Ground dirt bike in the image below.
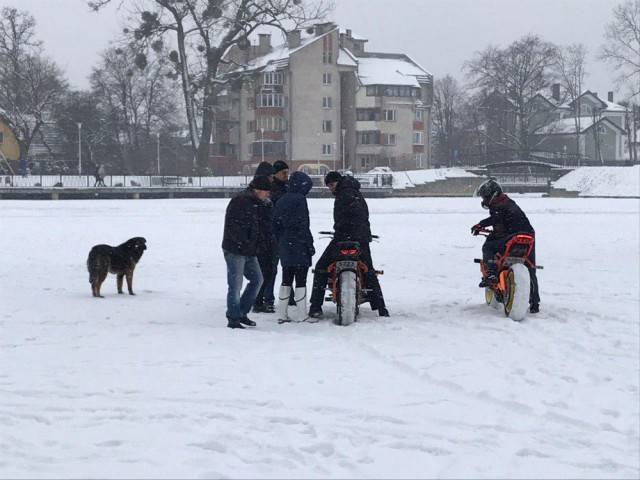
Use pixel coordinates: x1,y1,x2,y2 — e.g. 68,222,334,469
474,228,543,322
315,232,384,326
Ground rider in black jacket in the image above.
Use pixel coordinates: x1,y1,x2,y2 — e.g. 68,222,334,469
471,179,540,313
309,172,389,318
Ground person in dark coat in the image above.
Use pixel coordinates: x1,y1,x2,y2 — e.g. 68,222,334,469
271,160,289,206
252,162,278,313
309,171,389,318
222,176,272,329
272,171,315,322
471,178,540,313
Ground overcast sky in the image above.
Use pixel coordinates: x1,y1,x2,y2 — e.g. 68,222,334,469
0,0,626,100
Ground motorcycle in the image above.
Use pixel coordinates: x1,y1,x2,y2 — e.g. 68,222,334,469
315,232,384,326
474,228,543,322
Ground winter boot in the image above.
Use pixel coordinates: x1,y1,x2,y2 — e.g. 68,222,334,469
239,316,256,327
308,305,323,321
479,261,498,287
227,319,245,329
276,285,292,324
294,287,309,322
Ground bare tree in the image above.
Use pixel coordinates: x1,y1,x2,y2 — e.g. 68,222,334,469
432,75,465,166
465,35,558,160
90,44,180,173
0,7,67,160
89,0,331,171
555,43,588,162
600,0,640,101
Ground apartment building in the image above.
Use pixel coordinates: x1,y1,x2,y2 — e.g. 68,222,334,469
216,23,432,174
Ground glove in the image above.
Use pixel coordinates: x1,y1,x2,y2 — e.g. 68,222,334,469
471,224,482,236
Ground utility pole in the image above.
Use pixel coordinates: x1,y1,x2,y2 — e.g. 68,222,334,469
156,132,160,175
341,128,346,171
260,127,265,164
77,122,82,175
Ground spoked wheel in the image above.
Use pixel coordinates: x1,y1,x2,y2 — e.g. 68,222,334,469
485,287,501,309
503,263,530,322
336,270,357,326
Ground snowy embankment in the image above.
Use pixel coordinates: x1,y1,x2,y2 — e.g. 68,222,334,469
392,168,477,189
1,197,638,478
553,165,640,197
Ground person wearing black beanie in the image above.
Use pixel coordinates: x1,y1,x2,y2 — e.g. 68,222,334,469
254,161,275,178
252,164,277,314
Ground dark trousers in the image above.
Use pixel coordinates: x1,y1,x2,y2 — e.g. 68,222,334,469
310,240,386,310
255,251,277,306
482,235,540,307
281,266,309,288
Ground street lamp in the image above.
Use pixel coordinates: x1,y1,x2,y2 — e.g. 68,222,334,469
341,128,346,171
332,142,337,171
77,122,82,175
260,127,265,164
156,132,160,175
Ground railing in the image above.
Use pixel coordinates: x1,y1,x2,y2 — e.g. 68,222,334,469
0,173,394,189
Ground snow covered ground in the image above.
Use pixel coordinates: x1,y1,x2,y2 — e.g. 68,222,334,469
1,197,638,478
553,166,640,197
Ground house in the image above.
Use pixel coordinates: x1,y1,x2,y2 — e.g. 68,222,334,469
218,23,433,173
529,88,627,163
0,113,20,173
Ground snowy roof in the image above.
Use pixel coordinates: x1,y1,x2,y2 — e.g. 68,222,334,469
556,90,628,113
356,54,430,87
232,28,335,74
337,47,357,68
536,116,625,135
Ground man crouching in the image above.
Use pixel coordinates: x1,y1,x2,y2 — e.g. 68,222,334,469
222,176,271,329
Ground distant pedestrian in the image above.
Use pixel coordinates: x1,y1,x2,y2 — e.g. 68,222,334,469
222,175,272,329
94,164,106,187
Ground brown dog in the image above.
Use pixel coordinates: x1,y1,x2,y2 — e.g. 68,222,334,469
87,237,147,297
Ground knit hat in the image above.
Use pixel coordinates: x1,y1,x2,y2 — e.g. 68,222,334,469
250,175,272,191
254,161,274,177
273,160,289,173
324,171,343,186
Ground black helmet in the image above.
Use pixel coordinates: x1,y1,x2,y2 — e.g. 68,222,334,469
476,178,502,209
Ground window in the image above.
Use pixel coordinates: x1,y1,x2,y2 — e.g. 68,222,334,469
247,120,256,133
256,94,285,107
357,131,380,145
0,132,3,145
383,109,397,121
414,109,424,121
414,154,425,168
322,120,332,133
322,72,332,85
263,71,283,85
322,144,333,155
382,133,397,145
597,124,607,134
252,141,287,156
322,35,333,64
357,108,381,121
257,116,287,131
322,96,333,109
413,131,424,145
366,85,421,97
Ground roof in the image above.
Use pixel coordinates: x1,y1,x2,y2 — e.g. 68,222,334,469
356,53,430,87
536,116,626,135
337,47,357,68
339,28,368,41
232,28,335,74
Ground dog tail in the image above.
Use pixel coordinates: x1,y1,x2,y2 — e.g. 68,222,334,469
87,248,98,284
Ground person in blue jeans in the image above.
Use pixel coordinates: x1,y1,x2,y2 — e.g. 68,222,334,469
221,176,272,329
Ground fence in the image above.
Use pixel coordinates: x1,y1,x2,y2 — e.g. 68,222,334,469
0,173,394,189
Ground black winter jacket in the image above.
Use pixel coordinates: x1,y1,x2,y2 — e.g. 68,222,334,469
271,178,287,206
222,190,262,256
333,176,372,243
478,193,534,237
255,195,274,256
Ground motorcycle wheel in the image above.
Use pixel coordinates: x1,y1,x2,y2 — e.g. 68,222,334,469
503,263,530,322
336,270,357,326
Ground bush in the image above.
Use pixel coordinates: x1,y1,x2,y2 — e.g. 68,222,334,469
53,182,63,187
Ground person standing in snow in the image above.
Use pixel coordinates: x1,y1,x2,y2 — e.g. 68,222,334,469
222,176,272,329
471,178,540,313
309,171,389,318
272,171,315,323
271,160,289,206
252,161,278,313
